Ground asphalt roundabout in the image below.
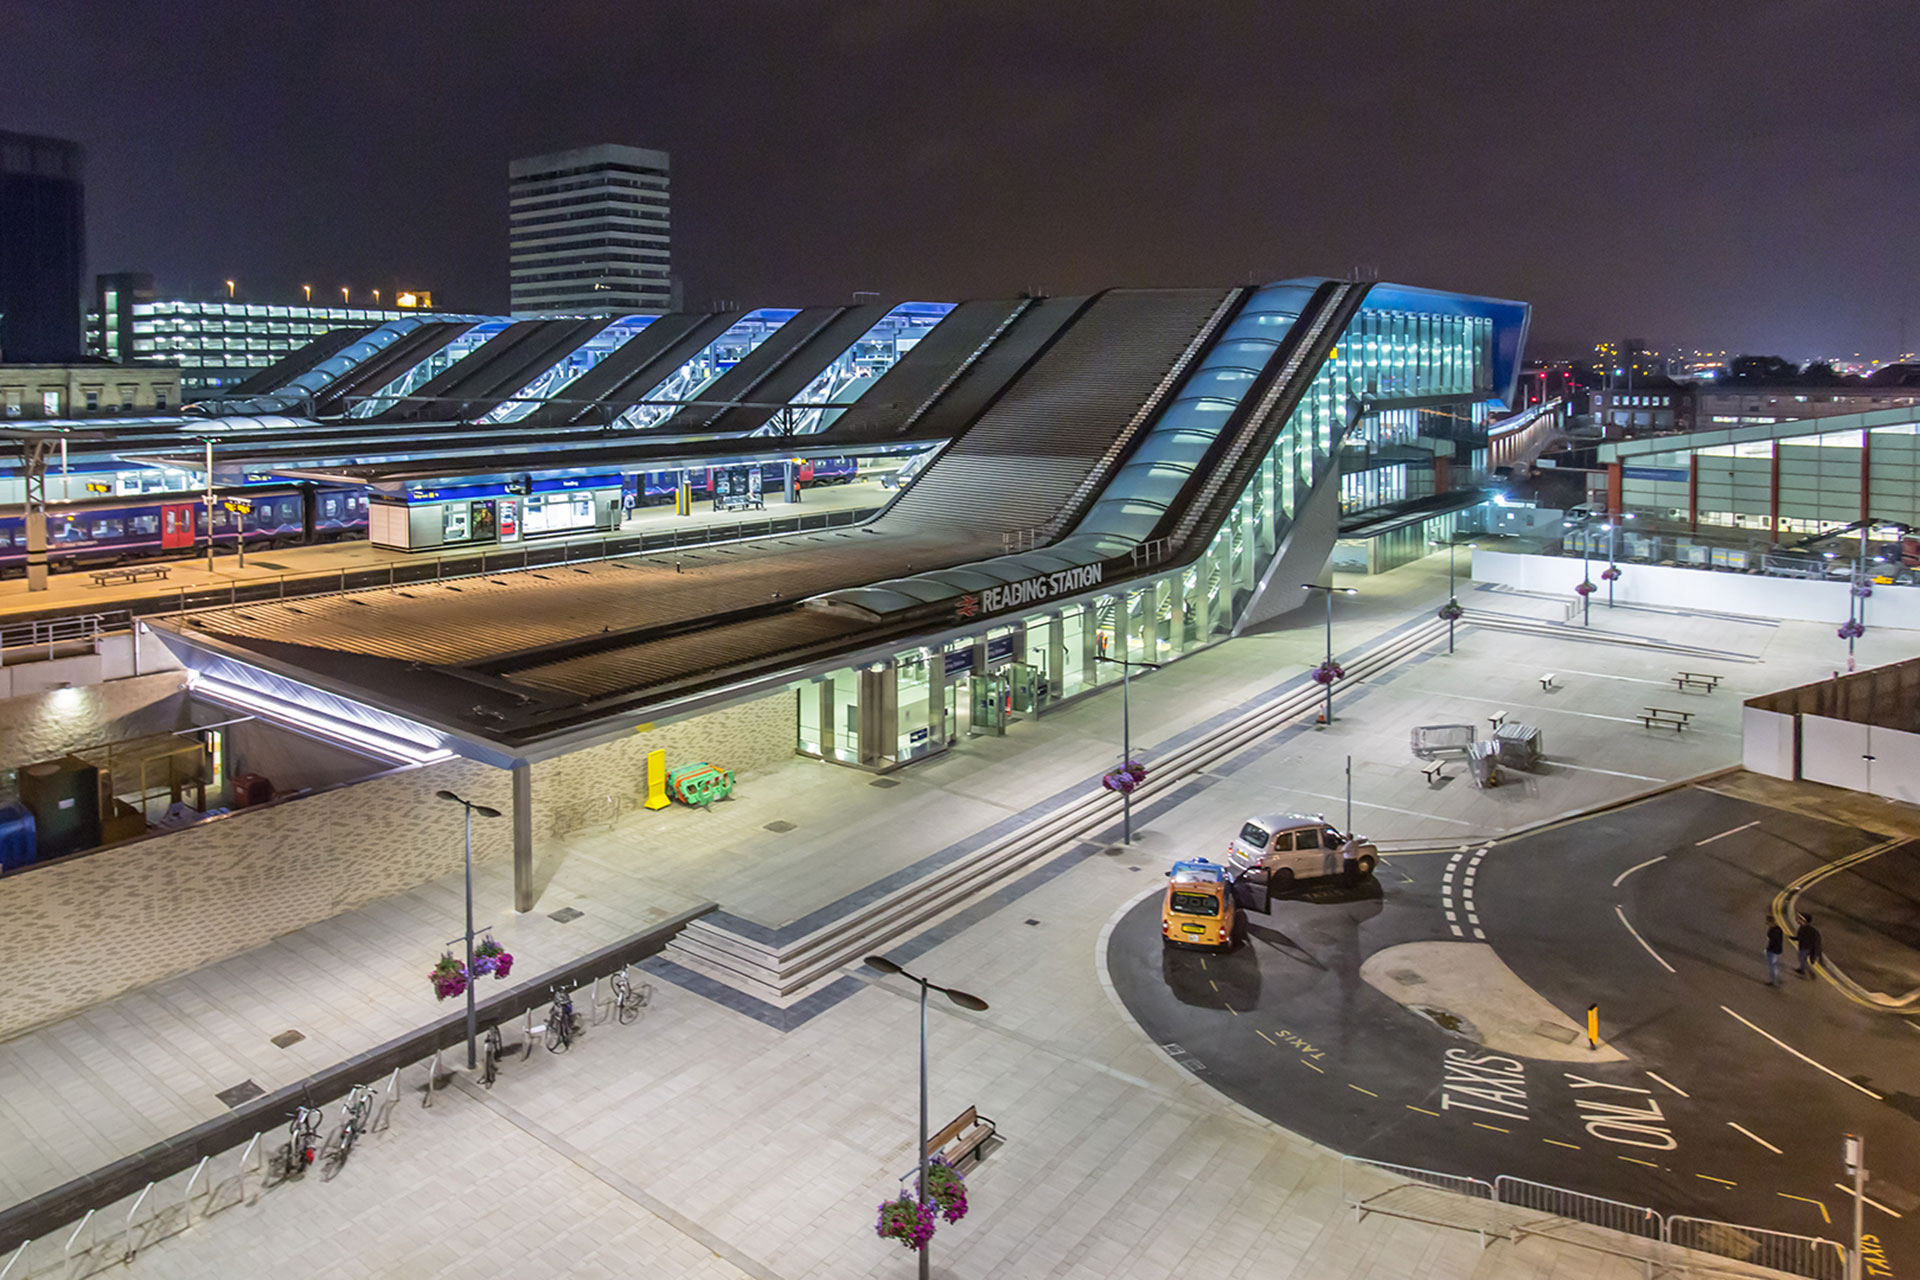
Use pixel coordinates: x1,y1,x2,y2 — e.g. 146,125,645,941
1103,785,1920,1264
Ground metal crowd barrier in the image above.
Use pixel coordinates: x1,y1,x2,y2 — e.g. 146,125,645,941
1340,1157,1848,1280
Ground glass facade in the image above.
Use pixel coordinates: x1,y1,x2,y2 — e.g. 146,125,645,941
791,293,1501,770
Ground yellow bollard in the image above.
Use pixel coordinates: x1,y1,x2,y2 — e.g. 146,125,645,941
644,748,669,810
1587,1003,1600,1051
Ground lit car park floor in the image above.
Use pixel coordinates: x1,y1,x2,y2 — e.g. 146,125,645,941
1108,783,1920,1262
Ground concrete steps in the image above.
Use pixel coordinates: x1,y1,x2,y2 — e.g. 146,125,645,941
662,617,1450,1004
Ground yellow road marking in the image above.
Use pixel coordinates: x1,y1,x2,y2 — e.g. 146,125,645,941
1254,1029,1275,1045
1225,1003,1238,1016
1209,979,1219,992
1301,1061,1325,1073
1834,1184,1905,1219
1543,1139,1581,1150
1348,1084,1378,1097
1728,1122,1782,1154
1407,1105,1440,1117
1696,1174,1737,1187
1472,1122,1509,1133
1620,1156,1660,1168
1200,957,1208,970
1779,1193,1831,1226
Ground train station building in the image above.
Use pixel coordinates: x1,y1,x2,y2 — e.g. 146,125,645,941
132,278,1529,912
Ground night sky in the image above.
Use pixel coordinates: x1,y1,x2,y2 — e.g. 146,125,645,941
6,1,1916,357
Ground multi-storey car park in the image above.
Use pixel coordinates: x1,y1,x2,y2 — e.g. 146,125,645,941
99,277,1531,913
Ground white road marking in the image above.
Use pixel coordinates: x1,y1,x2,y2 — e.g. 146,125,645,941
1696,820,1762,847
1613,855,1668,888
1723,1008,1884,1100
1468,914,1480,926
1450,923,1464,937
1615,905,1677,973
1833,1184,1905,1219
1446,911,1457,921
1646,1072,1689,1097
1729,1122,1782,1154
1552,761,1668,782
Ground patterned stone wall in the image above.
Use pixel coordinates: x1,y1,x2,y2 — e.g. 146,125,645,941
530,690,797,837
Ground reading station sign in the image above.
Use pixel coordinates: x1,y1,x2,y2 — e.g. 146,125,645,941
959,563,1105,620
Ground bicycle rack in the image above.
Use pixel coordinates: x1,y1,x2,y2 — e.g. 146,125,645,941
422,1049,444,1108
123,1179,153,1260
63,1208,95,1264
236,1130,264,1202
523,1005,545,1057
182,1154,210,1222
0,1238,27,1280
375,1066,402,1131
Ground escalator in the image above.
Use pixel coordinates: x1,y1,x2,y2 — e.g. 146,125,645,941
651,307,847,435
309,322,478,417
372,317,610,422
516,312,736,429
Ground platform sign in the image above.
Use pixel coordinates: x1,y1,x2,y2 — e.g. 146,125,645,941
222,499,253,515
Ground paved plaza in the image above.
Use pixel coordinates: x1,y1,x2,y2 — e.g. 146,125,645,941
3,553,1906,1278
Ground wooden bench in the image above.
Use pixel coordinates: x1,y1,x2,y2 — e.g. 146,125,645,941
1539,673,1557,691
1672,671,1721,693
925,1105,997,1172
1420,761,1447,784
1641,707,1692,732
89,564,171,587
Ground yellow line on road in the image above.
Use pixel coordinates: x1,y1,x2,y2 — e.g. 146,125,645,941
1696,1174,1737,1187
1225,1003,1238,1016
1779,1193,1831,1225
1620,1156,1660,1168
1348,1084,1378,1097
1646,1071,1690,1097
1200,957,1208,971
1301,1061,1325,1073
1472,1122,1509,1133
1543,1139,1581,1150
1834,1184,1905,1219
1254,1029,1275,1045
1407,1105,1440,1117
1209,979,1219,992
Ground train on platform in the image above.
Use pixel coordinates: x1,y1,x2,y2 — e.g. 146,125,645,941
0,456,867,577
0,483,372,577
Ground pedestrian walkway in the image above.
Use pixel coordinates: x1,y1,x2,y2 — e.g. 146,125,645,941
0,480,886,622
1,553,1902,1277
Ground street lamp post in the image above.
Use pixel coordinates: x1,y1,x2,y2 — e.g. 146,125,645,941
1603,511,1635,610
864,955,989,1280
1429,537,1475,654
1094,654,1160,843
435,789,503,1068
1302,583,1358,725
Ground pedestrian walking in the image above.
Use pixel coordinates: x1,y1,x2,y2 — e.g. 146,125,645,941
1764,917,1784,986
1793,912,1823,977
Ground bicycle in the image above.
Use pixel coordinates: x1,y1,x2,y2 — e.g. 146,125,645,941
544,984,583,1053
274,1104,323,1181
321,1085,373,1180
481,1024,504,1088
611,968,653,1025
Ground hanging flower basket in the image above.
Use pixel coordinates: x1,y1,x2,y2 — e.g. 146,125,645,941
875,1194,936,1251
925,1158,969,1224
1574,581,1596,597
1311,660,1346,686
1101,759,1148,795
1437,600,1464,623
472,934,514,980
1853,583,1874,599
1600,565,1622,582
1838,618,1866,640
430,953,468,1001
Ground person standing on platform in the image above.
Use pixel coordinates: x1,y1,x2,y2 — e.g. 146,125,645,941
1764,916,1784,986
1793,912,1822,978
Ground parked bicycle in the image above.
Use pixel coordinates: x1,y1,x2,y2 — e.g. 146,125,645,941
481,1024,504,1087
274,1104,324,1180
544,984,584,1053
611,968,653,1025
322,1084,373,1180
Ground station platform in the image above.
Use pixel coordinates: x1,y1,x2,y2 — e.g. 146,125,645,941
1,553,1885,1279
0,480,888,625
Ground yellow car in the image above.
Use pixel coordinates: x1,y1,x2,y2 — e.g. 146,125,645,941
1161,858,1243,950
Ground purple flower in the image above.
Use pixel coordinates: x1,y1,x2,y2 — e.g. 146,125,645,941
1311,661,1346,685
1574,581,1596,596
1838,618,1866,640
1600,565,1622,582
